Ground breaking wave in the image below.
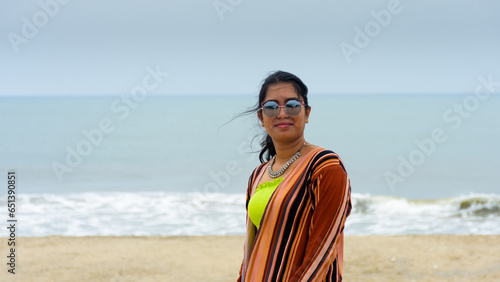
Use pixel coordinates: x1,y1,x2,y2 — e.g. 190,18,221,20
2,192,499,236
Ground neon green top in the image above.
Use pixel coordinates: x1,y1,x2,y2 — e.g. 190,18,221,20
248,177,284,229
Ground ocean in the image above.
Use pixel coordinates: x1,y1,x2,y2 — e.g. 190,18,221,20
0,93,499,236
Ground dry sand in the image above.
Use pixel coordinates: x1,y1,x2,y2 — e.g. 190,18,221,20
1,235,499,281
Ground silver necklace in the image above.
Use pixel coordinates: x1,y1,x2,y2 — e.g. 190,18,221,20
268,143,306,178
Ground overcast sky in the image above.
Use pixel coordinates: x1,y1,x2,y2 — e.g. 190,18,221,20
1,0,499,96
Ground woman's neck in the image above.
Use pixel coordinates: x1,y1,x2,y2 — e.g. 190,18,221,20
273,138,306,163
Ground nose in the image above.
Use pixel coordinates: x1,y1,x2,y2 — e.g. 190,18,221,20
276,106,287,118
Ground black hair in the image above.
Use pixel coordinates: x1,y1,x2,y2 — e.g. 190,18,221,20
244,70,310,163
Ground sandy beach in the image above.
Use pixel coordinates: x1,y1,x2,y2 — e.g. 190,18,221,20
1,235,499,281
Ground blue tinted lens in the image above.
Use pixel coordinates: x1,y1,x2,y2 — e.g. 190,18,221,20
285,100,302,116
262,101,279,117
286,100,302,108
263,101,279,109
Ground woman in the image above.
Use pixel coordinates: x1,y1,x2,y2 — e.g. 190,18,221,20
238,71,352,282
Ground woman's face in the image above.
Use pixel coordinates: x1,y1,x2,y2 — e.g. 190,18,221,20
258,83,311,144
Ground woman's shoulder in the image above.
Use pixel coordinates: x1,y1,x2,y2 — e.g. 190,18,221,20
304,145,340,160
306,146,347,174
248,162,267,180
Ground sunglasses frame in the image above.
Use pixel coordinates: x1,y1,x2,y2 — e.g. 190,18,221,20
259,99,306,118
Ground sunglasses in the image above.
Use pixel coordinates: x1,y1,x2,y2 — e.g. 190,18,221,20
260,99,306,118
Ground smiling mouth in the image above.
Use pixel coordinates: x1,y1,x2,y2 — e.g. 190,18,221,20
275,123,292,128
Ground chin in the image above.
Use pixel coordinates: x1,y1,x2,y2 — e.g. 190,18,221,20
271,132,300,142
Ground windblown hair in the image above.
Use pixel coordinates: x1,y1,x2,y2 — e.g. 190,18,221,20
250,71,309,163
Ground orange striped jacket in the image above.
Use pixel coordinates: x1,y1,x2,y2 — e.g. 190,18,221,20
238,148,352,282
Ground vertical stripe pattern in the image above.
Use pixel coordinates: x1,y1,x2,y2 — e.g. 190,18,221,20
238,148,352,282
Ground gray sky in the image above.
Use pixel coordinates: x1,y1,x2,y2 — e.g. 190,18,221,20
1,0,499,96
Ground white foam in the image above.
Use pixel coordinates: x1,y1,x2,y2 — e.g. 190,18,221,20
346,193,500,235
3,192,499,236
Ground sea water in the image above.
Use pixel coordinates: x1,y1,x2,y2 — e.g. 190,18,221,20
0,94,499,236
